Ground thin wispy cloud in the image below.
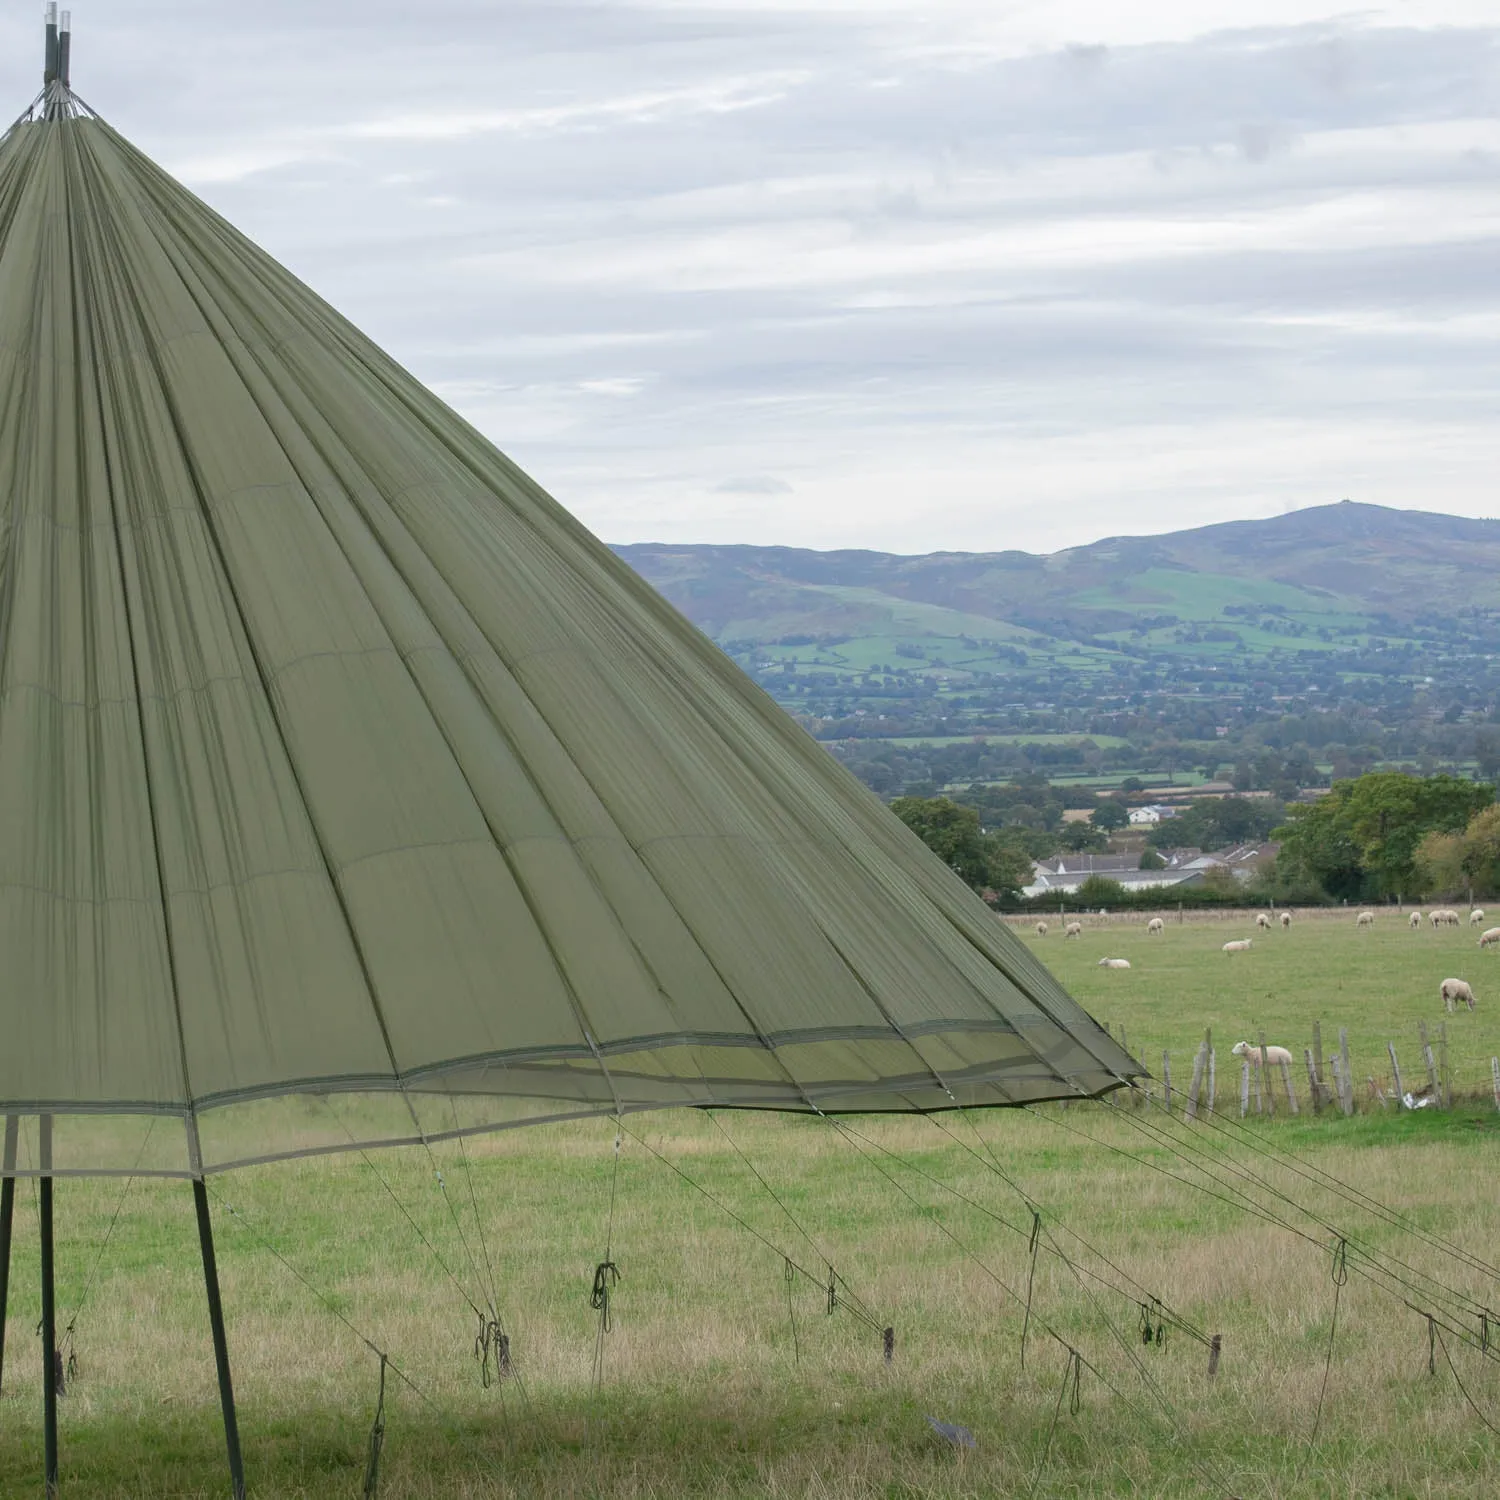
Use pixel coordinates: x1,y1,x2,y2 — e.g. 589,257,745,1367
3,1,1497,553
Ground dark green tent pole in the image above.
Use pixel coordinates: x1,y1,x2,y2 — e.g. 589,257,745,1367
57,11,71,90
40,1115,57,1498
0,1115,16,1395
43,4,58,86
193,1179,246,1500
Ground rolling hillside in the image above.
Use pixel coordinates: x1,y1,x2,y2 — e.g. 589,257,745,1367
613,502,1500,792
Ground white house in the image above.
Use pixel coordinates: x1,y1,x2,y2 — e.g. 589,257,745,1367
1127,804,1180,827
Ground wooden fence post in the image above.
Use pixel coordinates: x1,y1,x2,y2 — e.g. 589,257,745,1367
1304,1049,1321,1114
1258,1029,1273,1116
1239,1060,1251,1119
1491,1057,1500,1112
1207,1334,1221,1377
1162,1051,1173,1115
1313,1021,1326,1111
1439,1022,1450,1109
1388,1042,1404,1103
1419,1019,1439,1103
1185,1043,1207,1121
1207,1032,1216,1116
1330,1054,1353,1117
1339,1027,1354,1116
1280,1058,1299,1115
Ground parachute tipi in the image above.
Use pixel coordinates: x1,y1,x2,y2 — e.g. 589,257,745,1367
0,25,1135,1180
0,11,1138,1492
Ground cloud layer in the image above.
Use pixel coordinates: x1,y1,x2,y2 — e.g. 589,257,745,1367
5,2,1499,552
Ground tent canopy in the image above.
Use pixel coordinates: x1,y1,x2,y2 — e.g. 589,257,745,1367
0,91,1138,1176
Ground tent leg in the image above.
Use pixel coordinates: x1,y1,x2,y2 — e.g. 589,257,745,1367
193,1179,245,1500
41,1174,57,1497
0,1115,16,1396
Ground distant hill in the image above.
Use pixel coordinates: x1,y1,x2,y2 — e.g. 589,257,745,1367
614,502,1500,648
611,502,1500,787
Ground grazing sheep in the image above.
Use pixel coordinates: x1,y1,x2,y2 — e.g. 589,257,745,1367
1431,910,1444,928
1231,1041,1294,1067
1147,917,1165,935
1442,909,1462,927
1410,911,1423,929
1440,977,1476,1013
1097,957,1131,969
1222,938,1253,954
1279,911,1292,929
1256,913,1272,930
1356,911,1374,928
1472,909,1486,926
1035,921,1049,937
1480,927,1500,950
1064,921,1083,938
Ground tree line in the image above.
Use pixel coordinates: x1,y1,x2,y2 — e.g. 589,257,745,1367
891,771,1500,908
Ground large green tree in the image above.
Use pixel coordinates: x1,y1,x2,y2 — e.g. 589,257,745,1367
1276,772,1493,899
890,795,1035,900
1091,799,1129,832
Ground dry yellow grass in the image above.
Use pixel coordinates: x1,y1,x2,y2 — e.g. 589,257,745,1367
0,1097,1497,1497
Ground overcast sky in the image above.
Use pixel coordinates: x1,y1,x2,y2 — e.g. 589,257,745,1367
6,2,1499,553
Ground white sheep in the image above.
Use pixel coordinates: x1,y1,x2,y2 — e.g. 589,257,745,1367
1147,917,1165,935
1440,977,1476,1013
1410,911,1422,929
1442,909,1461,927
1222,938,1253,954
1231,1041,1293,1067
1097,957,1131,969
1035,920,1049,937
1064,921,1083,938
1479,927,1500,950
1256,913,1272,930
1471,909,1486,926
1430,910,1444,928
1356,910,1374,928
1279,911,1292,929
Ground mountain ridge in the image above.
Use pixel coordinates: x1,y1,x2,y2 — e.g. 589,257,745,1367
612,502,1500,772
614,501,1500,647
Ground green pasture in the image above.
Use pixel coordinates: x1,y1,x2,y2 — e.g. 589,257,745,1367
1072,568,1358,626
1,915,1498,1497
1020,908,1500,1102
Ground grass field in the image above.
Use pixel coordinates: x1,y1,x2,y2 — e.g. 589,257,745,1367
1,914,1498,1498
1012,906,1500,1104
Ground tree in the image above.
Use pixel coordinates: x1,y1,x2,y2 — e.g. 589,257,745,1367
1139,848,1167,870
1060,822,1107,853
1276,772,1493,900
1459,804,1500,893
986,830,1038,903
889,795,1038,900
1091,799,1130,832
1414,830,1466,897
1477,730,1500,784
890,796,992,889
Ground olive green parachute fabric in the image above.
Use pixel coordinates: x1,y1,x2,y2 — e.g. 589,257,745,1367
0,104,1138,1176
